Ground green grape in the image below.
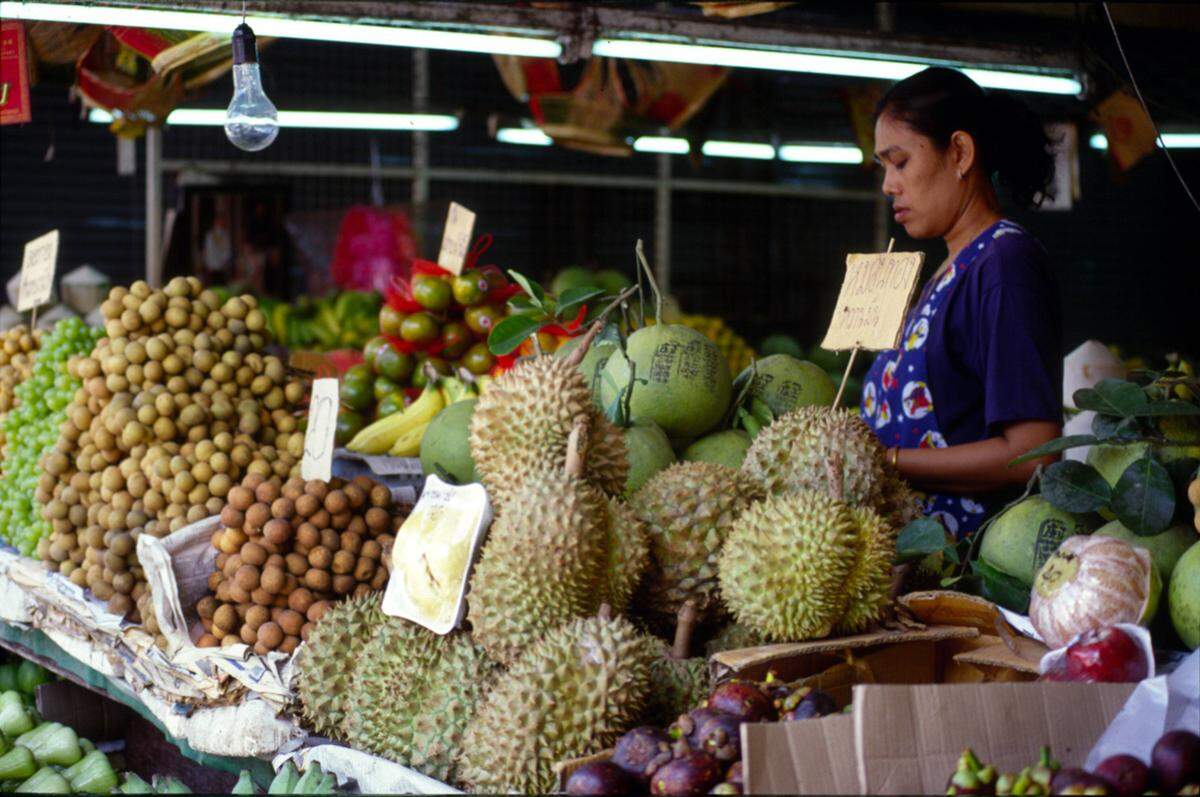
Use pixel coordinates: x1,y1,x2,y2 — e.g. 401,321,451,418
0,318,101,556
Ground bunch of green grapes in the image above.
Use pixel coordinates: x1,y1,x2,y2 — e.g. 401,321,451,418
0,318,101,556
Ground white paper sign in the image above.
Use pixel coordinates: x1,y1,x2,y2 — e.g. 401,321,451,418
436,202,476,275
301,378,339,482
18,229,59,312
821,250,923,351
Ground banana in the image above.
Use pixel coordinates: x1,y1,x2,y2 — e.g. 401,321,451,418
440,376,474,405
387,422,427,457
346,386,445,454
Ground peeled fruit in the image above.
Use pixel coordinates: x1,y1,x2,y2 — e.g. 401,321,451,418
735,354,836,416
419,399,477,485
1168,541,1200,649
681,430,751,470
980,496,1098,587
598,325,732,442
1095,520,1193,582
623,420,676,495
1040,626,1149,683
1029,536,1159,649
566,762,636,796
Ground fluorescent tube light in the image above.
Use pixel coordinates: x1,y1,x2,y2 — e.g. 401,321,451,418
496,127,553,146
1,1,561,57
1090,133,1200,150
701,140,775,160
89,108,459,131
778,144,863,164
592,38,1080,96
633,136,690,154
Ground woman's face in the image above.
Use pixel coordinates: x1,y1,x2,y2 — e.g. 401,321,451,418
874,112,963,240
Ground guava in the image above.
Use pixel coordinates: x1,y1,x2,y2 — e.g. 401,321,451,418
682,429,752,469
979,495,1098,586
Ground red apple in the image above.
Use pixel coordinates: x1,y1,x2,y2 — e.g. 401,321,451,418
1040,627,1149,683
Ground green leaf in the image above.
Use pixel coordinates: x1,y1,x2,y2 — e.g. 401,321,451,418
1009,435,1098,466
972,559,1031,613
942,542,962,566
1073,379,1148,417
1132,400,1200,417
1091,413,1144,442
507,294,540,314
939,575,965,588
506,270,546,307
487,314,543,356
895,518,948,563
555,287,607,320
1040,461,1112,513
1111,456,1176,536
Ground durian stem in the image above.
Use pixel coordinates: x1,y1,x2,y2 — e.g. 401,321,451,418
826,452,845,503
531,334,544,357
635,239,663,323
671,600,698,660
597,603,612,621
565,415,592,478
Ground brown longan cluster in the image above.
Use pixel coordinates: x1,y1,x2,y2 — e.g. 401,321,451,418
35,276,309,621
0,325,41,452
196,472,399,655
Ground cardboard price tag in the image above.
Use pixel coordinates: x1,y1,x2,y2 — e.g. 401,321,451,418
301,378,339,482
436,202,476,275
821,251,923,351
18,229,59,312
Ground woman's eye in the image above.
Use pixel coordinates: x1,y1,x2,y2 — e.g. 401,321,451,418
895,160,907,170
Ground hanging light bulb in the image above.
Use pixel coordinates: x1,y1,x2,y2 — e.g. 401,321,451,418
224,23,278,151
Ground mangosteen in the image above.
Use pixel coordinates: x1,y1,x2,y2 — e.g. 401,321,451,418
725,761,744,786
613,725,674,783
779,687,837,721
688,709,743,761
1152,730,1200,794
1093,754,1152,797
1049,767,1112,795
707,680,774,722
651,751,725,796
566,761,637,796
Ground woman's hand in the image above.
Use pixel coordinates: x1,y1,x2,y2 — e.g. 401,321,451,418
894,419,1061,494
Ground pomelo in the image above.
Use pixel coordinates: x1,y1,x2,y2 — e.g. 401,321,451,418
597,324,731,441
595,269,633,295
979,495,1098,586
1168,541,1200,649
419,399,478,484
682,429,752,469
1095,520,1195,582
736,354,836,417
758,334,804,359
623,420,676,495
550,267,599,296
556,335,619,404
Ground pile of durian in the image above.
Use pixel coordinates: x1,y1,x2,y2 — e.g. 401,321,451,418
294,331,916,792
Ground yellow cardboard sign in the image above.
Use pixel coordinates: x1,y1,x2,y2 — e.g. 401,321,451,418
821,251,924,351
301,378,339,482
436,202,476,275
18,229,59,312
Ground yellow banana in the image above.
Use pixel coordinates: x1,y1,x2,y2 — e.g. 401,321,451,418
347,386,445,454
388,422,428,457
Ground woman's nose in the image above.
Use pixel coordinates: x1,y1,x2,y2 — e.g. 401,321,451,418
881,171,900,198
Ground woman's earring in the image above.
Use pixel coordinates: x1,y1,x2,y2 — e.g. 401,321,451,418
957,170,964,181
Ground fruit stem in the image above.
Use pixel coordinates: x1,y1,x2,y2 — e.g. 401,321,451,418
634,239,663,324
597,603,612,621
826,452,845,503
671,600,698,660
565,415,591,478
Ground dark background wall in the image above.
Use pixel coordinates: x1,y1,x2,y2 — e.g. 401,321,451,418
2,3,1198,356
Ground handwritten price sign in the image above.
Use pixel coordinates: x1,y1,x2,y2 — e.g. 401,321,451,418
301,378,339,482
821,251,923,351
18,229,59,312
436,202,476,275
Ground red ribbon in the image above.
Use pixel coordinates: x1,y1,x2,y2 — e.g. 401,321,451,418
381,333,447,357
540,304,588,337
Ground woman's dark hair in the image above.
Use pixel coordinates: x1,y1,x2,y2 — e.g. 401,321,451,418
876,67,1054,209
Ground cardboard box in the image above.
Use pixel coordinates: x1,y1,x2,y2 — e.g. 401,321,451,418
743,681,1136,795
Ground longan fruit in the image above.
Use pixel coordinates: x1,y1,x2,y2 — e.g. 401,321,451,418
218,528,246,554
351,475,374,492
304,569,331,592
240,542,267,567
266,553,286,571
196,596,217,620
220,505,245,529
215,581,232,603
353,557,376,583
360,539,382,561
282,478,305,500
227,485,254,511
270,497,295,520
242,472,266,491
208,571,224,592
264,518,292,546
277,609,303,637
365,507,389,534
304,480,329,501
352,583,373,600
255,480,280,504
287,588,314,614
343,484,366,510
251,587,274,606
261,566,286,595
339,531,362,556
345,515,367,538
245,604,270,630
279,635,300,656
214,552,230,572
330,512,352,531
332,574,355,595
319,528,340,551
228,584,252,605
331,550,355,575
234,564,260,592
306,601,332,624
257,621,283,651
307,546,333,570
295,494,319,518
323,490,348,514
285,553,308,577
369,484,391,508
295,523,320,550
300,622,313,642
371,567,389,590
223,554,244,578
213,604,238,632
272,593,289,609
309,509,331,529
239,624,258,645
197,633,220,648
244,503,270,532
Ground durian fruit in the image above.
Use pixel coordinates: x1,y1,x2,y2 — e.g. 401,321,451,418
718,490,860,641
467,457,608,666
468,354,627,508
294,593,383,738
644,602,711,726
603,496,650,614
343,615,496,784
458,614,657,794
631,462,763,622
836,506,896,634
704,622,767,656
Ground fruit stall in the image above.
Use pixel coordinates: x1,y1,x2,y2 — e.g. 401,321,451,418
2,2,1199,795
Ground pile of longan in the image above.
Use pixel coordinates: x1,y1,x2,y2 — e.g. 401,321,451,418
195,472,399,655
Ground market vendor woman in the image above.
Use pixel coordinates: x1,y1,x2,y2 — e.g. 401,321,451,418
863,67,1062,538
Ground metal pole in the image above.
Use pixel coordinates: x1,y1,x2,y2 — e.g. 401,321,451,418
145,127,163,287
654,151,671,295
411,48,430,246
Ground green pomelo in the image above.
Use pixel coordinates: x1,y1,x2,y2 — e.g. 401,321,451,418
1095,520,1195,582
550,266,600,296
556,336,619,403
596,269,633,294
758,334,804,359
420,399,478,484
1168,541,1200,649
979,496,1098,586
737,354,836,416
804,346,851,375
597,325,731,441
1088,443,1152,487
623,421,675,496
682,429,751,469
1143,561,1163,626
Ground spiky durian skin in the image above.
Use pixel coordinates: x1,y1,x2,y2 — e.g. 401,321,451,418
604,496,650,614
468,356,627,508
467,466,608,666
718,490,859,641
294,593,382,739
631,462,763,621
644,644,712,726
458,615,657,794
343,616,495,784
836,506,896,634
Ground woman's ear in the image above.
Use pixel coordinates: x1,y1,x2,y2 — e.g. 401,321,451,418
949,130,978,177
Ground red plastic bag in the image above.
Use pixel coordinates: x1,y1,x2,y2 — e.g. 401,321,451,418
331,206,417,294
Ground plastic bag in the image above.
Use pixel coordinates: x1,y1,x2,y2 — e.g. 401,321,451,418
331,206,418,294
